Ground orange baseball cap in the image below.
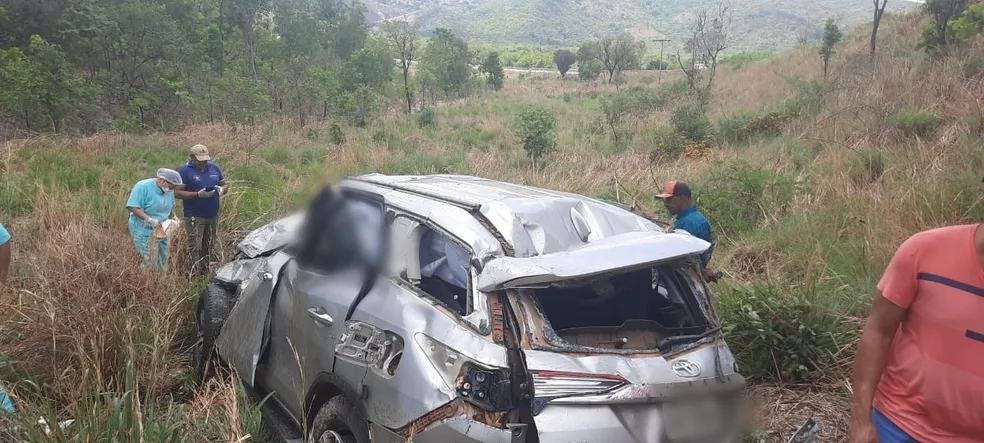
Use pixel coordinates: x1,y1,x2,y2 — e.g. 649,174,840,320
656,180,692,199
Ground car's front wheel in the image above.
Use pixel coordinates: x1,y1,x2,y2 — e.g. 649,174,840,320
192,283,233,384
308,396,370,443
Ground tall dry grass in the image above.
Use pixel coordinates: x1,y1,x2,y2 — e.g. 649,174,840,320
0,191,267,441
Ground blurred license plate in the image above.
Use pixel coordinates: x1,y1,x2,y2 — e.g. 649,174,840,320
663,398,722,440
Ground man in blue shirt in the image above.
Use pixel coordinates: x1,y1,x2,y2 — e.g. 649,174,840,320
657,180,718,281
176,144,228,277
0,222,11,288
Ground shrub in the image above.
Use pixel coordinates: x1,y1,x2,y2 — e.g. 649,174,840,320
962,55,984,79
780,76,829,116
721,51,772,70
720,284,851,381
671,104,713,142
891,107,939,138
416,107,437,128
372,130,390,142
578,59,604,81
849,149,887,185
719,111,788,143
648,127,686,161
303,127,320,142
624,86,662,114
329,123,345,145
515,107,557,163
696,160,796,236
656,80,690,105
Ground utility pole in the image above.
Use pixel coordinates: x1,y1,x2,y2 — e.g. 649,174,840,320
653,38,671,84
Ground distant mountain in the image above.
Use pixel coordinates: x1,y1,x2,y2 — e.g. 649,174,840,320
365,0,920,52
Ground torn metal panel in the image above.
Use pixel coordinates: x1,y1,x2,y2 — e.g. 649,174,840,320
339,278,510,430
477,231,710,292
214,251,292,386
236,212,305,258
213,258,265,286
391,400,511,440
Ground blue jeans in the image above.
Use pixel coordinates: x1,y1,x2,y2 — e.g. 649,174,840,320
873,408,918,443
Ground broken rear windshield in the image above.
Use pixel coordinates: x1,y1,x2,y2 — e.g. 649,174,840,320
519,261,714,352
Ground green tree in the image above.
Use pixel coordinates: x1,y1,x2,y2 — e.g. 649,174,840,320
515,107,557,165
576,41,601,63
420,28,472,99
226,0,273,80
554,49,576,77
479,52,505,91
0,35,97,132
601,93,632,144
346,35,395,91
599,34,645,83
382,20,419,113
920,0,969,49
951,3,984,39
820,19,842,80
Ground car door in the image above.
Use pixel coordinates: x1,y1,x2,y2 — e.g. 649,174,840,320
258,187,388,421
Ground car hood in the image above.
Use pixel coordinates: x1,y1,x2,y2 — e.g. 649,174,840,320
236,212,305,258
476,231,710,292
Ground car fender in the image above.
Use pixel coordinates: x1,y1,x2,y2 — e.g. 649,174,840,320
304,371,370,433
214,250,293,387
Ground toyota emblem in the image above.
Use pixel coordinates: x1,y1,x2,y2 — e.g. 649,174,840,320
671,359,702,378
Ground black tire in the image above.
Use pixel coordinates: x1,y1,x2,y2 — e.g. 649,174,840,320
193,283,233,384
308,396,370,443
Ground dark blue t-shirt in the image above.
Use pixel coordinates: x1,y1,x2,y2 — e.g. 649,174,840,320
672,205,714,268
178,161,224,218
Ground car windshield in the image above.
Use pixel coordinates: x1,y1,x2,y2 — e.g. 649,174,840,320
520,260,714,352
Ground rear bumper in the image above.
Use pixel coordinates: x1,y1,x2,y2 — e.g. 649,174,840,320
535,402,742,443
372,420,528,443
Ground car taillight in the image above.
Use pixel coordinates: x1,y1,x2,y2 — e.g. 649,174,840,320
415,333,515,412
531,370,628,400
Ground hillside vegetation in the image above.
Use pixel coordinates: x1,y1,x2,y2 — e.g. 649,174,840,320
368,0,917,51
2,4,984,442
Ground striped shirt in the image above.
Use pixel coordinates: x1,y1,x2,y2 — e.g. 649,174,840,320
874,224,984,442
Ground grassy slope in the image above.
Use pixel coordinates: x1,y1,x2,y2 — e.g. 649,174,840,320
2,9,984,441
371,0,917,51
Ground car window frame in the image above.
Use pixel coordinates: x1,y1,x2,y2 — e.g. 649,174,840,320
387,210,492,336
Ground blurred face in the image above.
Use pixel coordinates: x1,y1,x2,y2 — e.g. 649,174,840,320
662,195,687,215
191,156,208,169
157,178,175,192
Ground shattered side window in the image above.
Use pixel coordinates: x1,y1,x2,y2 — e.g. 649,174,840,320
417,229,471,315
419,230,469,289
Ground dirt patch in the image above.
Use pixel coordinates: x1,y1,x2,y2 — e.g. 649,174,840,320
749,384,851,443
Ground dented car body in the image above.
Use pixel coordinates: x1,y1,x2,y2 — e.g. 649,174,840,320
203,174,746,443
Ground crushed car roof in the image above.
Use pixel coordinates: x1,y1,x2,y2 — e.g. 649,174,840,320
344,174,676,259
236,174,708,264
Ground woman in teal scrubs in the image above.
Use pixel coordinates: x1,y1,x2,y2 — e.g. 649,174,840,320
126,168,181,270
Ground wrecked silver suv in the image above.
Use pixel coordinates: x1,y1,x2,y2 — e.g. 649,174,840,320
195,174,746,443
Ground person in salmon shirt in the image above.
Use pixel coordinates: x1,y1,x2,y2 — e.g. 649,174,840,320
849,223,984,442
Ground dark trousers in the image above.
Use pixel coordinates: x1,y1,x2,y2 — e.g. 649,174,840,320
184,216,217,277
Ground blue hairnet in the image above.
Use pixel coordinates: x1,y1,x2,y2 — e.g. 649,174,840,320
157,168,182,185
